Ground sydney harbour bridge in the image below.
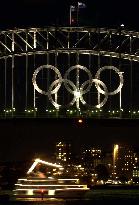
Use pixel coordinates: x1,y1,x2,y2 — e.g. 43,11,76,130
0,26,139,119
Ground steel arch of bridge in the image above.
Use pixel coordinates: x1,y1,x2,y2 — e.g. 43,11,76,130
0,27,139,119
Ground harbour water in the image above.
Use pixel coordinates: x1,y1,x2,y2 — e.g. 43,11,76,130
1,189,139,205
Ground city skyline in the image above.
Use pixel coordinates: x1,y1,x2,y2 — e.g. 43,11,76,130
2,141,139,184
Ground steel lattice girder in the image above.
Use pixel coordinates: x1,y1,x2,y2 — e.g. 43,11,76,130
0,27,139,61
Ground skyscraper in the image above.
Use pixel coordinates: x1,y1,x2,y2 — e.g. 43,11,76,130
113,144,135,180
81,147,102,174
55,142,71,164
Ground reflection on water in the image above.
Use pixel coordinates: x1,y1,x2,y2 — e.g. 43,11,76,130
1,190,139,205
15,197,65,204
0,200,64,205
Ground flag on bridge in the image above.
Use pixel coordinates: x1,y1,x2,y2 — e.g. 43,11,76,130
78,2,86,9
70,5,76,12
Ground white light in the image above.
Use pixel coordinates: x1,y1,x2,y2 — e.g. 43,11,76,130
17,184,87,187
15,186,89,191
48,190,55,195
27,158,63,174
27,160,39,174
58,179,79,181
19,179,55,182
27,189,33,195
121,24,124,27
74,91,81,98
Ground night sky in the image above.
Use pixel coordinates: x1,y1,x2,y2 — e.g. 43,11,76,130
0,0,139,161
0,0,138,29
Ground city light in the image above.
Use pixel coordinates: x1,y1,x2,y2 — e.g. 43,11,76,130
27,158,62,174
74,91,81,98
113,144,119,179
78,119,83,123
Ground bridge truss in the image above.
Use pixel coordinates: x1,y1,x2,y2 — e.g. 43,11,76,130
0,27,139,118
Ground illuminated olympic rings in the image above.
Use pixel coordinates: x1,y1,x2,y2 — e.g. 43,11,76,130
32,64,124,109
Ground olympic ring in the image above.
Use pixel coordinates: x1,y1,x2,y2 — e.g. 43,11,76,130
32,65,62,95
47,79,77,109
64,65,92,95
80,79,108,108
32,64,124,109
95,66,124,95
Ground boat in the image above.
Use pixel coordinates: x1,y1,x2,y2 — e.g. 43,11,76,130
13,158,89,199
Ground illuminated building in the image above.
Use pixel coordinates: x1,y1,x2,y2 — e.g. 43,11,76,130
13,158,89,198
113,144,119,179
81,147,102,174
56,142,71,164
132,156,139,182
113,144,135,180
133,164,139,178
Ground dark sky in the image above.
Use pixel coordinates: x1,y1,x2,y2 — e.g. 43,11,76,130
0,0,139,29
0,0,139,161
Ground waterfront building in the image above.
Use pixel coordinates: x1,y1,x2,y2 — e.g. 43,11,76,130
81,147,102,174
113,144,135,180
55,142,71,164
132,154,139,182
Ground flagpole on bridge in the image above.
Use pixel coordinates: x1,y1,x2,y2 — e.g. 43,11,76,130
70,6,72,26
70,3,86,26
77,2,86,26
77,3,79,26
70,5,75,26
